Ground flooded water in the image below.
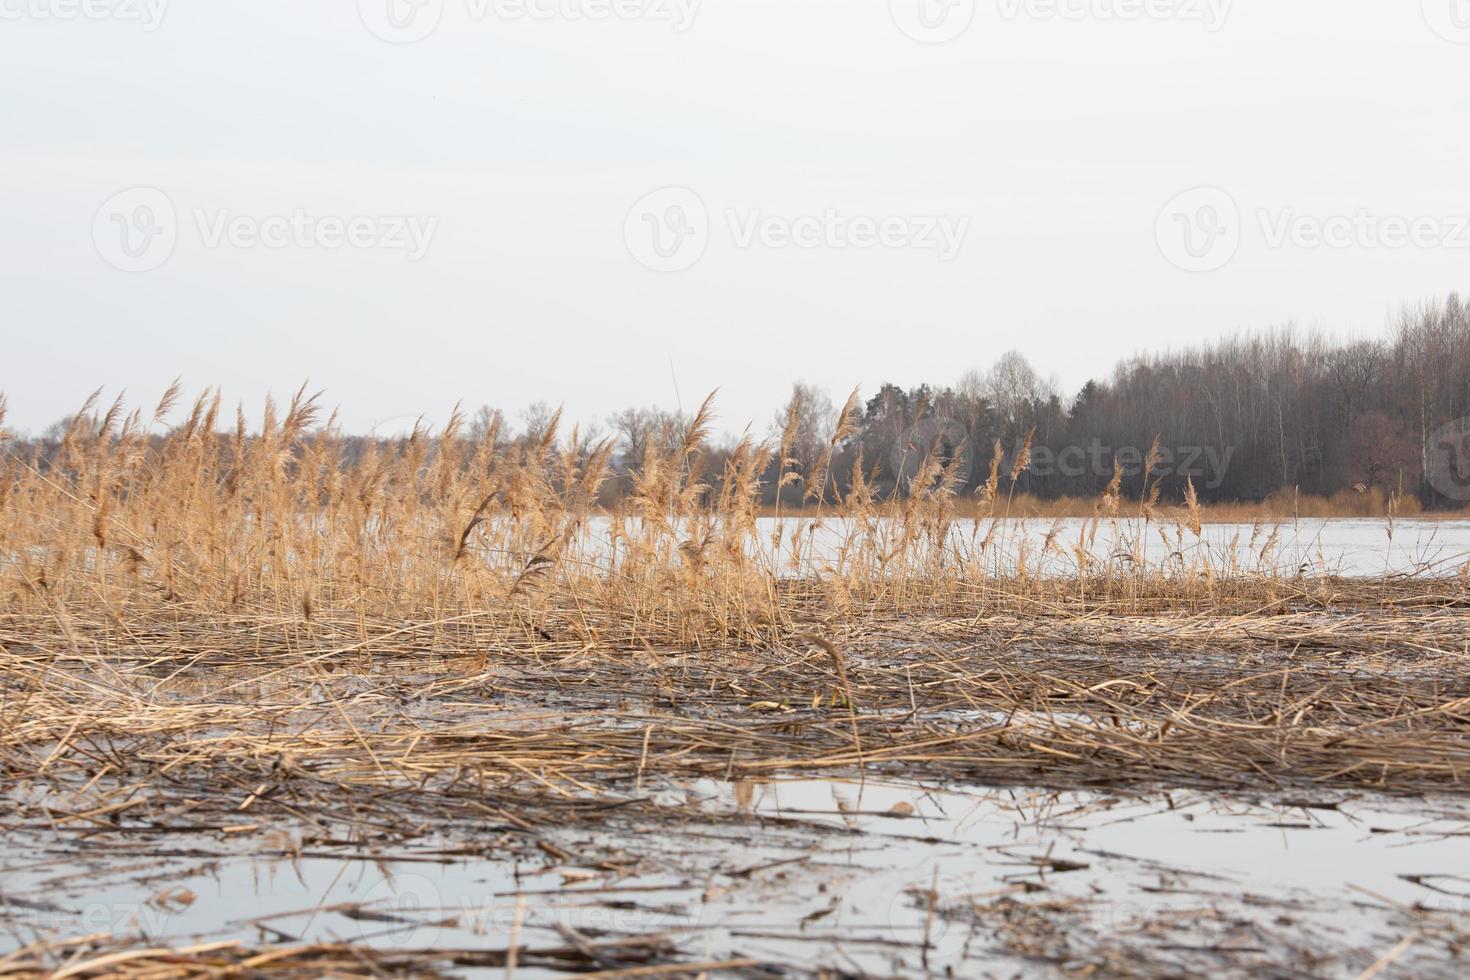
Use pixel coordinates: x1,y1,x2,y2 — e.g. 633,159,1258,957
5,779,1467,976
577,516,1470,579
960,516,1470,578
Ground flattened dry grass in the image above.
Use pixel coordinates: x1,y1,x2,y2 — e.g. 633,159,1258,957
5,579,1470,820
3,388,1469,801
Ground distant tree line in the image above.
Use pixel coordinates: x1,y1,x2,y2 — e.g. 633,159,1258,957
677,293,1470,508
8,293,1470,509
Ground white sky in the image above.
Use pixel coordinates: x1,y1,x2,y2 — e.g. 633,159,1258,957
3,0,1469,436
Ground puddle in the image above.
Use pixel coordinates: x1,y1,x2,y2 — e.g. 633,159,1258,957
4,779,1467,976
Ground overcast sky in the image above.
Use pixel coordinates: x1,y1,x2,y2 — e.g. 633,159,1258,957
3,0,1469,436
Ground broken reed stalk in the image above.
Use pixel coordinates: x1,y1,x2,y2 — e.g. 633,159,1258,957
794,632,863,770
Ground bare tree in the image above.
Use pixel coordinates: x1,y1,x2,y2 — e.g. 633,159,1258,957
468,405,507,446
520,401,560,448
609,406,688,470
771,381,836,470
981,351,1054,428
